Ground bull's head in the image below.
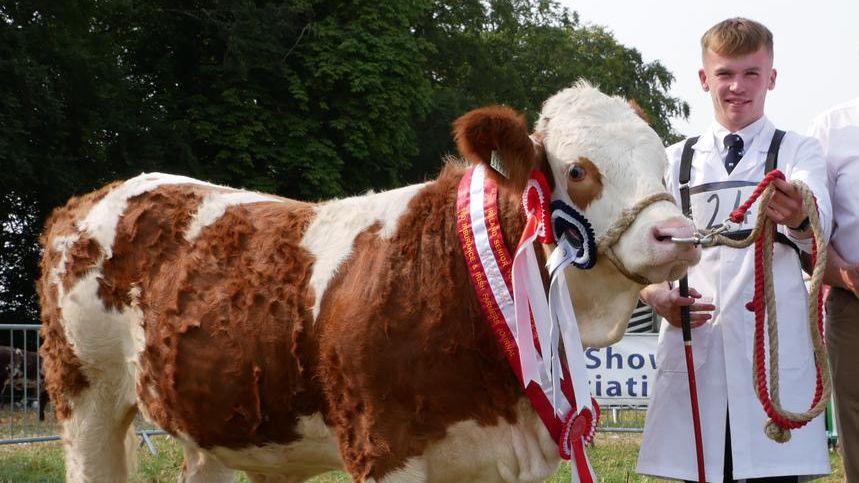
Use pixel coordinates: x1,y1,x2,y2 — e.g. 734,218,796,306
453,82,700,347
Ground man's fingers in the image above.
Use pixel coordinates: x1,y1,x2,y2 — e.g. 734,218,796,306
766,205,788,222
766,206,784,223
674,296,697,307
690,312,711,322
689,302,716,312
669,287,701,305
773,178,799,198
770,191,802,214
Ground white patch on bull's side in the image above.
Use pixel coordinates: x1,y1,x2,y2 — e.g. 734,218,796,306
49,234,82,298
60,272,144,372
127,285,147,360
373,399,558,483
78,173,229,258
185,191,284,242
201,413,342,478
301,182,428,318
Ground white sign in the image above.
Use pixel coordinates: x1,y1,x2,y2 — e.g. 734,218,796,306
586,333,657,406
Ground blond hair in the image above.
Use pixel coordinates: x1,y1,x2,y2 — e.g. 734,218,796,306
701,17,773,58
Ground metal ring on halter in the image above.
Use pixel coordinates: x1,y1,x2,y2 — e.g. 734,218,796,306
670,219,738,246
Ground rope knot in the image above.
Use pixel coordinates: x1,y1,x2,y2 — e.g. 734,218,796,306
765,419,792,443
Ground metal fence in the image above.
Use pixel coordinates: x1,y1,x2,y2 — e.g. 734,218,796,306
0,323,165,453
1,324,51,445
597,405,647,433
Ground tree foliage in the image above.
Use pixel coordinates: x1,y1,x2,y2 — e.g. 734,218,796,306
0,0,688,324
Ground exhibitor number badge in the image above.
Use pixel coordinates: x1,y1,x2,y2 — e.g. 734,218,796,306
689,181,760,233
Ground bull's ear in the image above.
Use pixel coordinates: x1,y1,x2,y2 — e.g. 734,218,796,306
628,99,651,125
453,105,537,190
530,132,554,191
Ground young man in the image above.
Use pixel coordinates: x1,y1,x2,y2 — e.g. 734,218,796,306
808,96,859,481
636,18,832,482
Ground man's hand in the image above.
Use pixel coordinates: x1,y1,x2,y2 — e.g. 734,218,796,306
823,246,858,299
839,265,859,299
766,178,808,232
641,284,716,328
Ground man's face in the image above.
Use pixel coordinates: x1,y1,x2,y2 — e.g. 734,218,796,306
699,46,776,132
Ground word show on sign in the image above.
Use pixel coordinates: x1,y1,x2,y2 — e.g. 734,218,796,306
584,335,658,405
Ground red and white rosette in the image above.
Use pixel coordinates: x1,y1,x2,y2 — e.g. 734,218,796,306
560,399,601,482
513,169,555,385
522,170,555,245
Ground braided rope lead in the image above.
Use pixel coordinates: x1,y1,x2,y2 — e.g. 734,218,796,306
711,170,829,443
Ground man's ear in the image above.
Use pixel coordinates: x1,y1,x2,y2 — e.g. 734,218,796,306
699,68,709,91
768,68,777,90
453,105,537,191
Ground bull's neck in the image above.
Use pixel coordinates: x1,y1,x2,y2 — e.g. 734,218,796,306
562,254,642,347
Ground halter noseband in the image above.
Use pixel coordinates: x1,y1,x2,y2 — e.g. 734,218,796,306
575,191,676,285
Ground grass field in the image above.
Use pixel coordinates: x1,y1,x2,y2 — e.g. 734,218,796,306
0,431,844,482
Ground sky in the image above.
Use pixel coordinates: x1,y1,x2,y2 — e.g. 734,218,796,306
559,0,859,137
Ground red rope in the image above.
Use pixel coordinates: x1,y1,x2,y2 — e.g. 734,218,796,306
747,170,824,432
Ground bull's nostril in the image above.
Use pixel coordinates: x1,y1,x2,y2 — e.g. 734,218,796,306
652,219,697,245
652,227,673,243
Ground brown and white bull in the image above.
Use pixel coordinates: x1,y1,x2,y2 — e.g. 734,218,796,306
38,83,699,482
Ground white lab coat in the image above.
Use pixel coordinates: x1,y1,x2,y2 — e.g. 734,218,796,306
636,118,832,482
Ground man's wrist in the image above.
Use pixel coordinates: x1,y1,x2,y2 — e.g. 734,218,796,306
788,216,810,232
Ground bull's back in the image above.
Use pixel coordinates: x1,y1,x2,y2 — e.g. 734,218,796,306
39,173,320,447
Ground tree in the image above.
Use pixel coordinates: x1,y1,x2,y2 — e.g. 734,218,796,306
110,0,433,198
0,2,131,324
407,0,688,182
0,0,435,323
0,0,687,325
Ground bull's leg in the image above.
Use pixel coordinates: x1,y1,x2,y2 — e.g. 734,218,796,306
60,384,138,483
178,443,235,483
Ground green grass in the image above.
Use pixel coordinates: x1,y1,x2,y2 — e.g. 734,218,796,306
0,432,844,482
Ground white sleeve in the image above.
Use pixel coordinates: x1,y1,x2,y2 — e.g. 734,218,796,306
806,112,837,198
806,113,830,155
783,136,833,252
664,142,684,208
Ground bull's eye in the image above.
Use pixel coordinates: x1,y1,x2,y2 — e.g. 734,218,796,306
568,164,586,182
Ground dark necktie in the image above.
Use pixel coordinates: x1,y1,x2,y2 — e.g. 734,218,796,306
723,134,744,174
